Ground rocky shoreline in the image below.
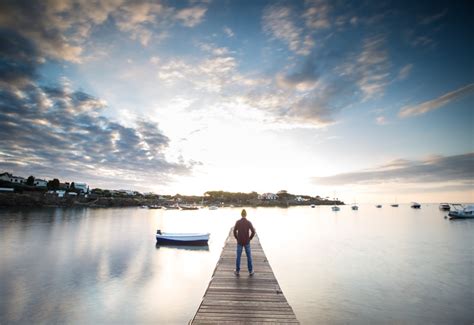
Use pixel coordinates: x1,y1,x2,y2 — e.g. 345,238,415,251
0,192,344,208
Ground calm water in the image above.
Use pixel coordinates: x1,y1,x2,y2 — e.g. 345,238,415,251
0,205,472,324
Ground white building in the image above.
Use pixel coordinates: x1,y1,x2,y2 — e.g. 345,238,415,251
0,172,12,182
9,175,25,184
0,172,26,184
73,183,88,193
295,196,309,202
258,193,279,200
34,179,48,188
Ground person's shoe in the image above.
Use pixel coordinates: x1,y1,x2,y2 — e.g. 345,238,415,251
249,271,255,276
234,270,240,276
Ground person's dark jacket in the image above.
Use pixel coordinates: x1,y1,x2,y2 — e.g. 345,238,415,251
233,218,256,245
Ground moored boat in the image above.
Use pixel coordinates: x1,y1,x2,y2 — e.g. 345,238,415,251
331,206,340,211
148,205,162,209
447,205,474,219
411,202,421,209
351,203,358,210
156,230,210,245
376,204,382,208
391,204,399,207
180,204,199,210
311,204,315,208
439,203,450,211
208,205,218,210
164,205,179,210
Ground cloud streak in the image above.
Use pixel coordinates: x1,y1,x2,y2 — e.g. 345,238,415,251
399,83,474,118
312,153,474,185
262,5,314,56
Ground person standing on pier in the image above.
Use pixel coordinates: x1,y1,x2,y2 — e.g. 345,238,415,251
233,209,256,276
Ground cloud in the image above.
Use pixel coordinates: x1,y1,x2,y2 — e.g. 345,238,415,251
399,83,474,118
175,6,207,27
223,26,234,37
398,64,413,80
276,59,320,91
312,153,474,185
375,116,387,125
0,0,96,62
0,29,39,87
356,35,391,100
419,9,448,25
114,1,166,46
158,55,238,93
262,5,314,56
0,1,209,61
0,23,190,189
303,0,331,29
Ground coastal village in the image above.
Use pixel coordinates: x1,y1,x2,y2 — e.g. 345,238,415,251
0,171,344,208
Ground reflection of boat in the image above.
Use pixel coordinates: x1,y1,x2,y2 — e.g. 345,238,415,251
439,203,450,211
156,230,210,245
208,206,218,210
180,205,199,210
155,243,209,251
391,198,398,207
411,202,421,209
447,205,474,219
331,194,339,211
376,205,382,208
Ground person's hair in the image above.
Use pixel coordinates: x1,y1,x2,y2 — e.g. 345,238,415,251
241,209,247,217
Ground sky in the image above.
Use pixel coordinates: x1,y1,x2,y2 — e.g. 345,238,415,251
0,0,473,203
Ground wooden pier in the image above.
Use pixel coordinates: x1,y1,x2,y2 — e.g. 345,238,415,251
191,229,299,324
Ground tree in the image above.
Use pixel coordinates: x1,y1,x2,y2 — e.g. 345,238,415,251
52,178,60,190
26,175,35,186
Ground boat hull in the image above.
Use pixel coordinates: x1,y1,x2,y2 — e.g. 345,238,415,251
156,237,209,245
447,212,474,219
156,233,210,246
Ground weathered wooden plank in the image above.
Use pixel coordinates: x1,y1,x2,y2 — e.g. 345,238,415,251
191,229,299,324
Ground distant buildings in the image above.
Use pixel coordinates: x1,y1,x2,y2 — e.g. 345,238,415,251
0,171,89,194
0,172,26,184
258,193,278,200
73,182,88,193
34,179,47,188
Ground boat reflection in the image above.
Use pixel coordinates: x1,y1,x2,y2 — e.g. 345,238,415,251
155,243,210,251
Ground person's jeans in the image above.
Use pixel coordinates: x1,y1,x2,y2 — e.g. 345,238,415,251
236,243,253,273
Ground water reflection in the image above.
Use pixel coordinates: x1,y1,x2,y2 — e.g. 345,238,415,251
0,205,473,324
155,243,210,251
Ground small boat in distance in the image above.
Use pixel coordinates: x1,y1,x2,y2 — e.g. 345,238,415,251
447,205,474,219
439,203,450,211
180,204,199,210
411,202,421,209
376,204,382,208
148,205,162,209
331,205,340,211
208,205,218,210
156,230,210,245
351,203,358,210
163,205,179,210
311,204,315,208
